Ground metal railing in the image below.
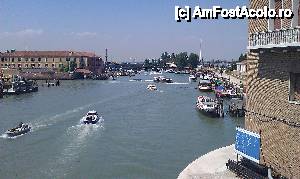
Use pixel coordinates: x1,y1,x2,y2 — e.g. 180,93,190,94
248,27,300,49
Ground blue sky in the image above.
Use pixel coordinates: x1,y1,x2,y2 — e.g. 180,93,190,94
0,0,248,61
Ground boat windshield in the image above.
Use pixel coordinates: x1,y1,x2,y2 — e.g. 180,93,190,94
87,112,97,115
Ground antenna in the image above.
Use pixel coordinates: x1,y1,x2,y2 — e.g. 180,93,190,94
105,48,108,63
199,39,202,62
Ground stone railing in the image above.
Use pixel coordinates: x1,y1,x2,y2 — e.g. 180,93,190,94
248,27,300,49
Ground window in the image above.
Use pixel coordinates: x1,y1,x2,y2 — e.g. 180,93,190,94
52,64,55,68
289,73,300,104
1,57,4,62
38,58,41,62
31,64,35,68
25,64,28,68
11,58,14,62
18,58,21,62
25,58,28,62
18,64,22,68
31,58,35,62
45,64,48,67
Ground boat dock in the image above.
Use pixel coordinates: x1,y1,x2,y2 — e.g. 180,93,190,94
178,145,237,179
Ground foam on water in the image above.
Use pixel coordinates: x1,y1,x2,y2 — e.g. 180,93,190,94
28,102,104,133
0,133,27,139
168,82,189,85
44,117,104,177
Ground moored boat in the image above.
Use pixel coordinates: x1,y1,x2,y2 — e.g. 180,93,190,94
196,96,221,117
198,79,213,92
153,76,173,83
189,75,197,82
82,110,100,124
5,122,31,137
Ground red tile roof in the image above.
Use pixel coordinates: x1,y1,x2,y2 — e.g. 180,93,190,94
0,51,98,58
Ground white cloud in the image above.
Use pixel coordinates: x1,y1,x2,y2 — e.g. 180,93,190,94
70,31,97,37
0,29,43,38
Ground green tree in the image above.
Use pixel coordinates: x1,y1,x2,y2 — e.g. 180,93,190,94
175,52,188,70
188,53,199,69
238,53,246,62
161,52,169,60
70,61,77,72
143,59,151,70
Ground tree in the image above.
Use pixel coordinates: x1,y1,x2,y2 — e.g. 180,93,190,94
188,53,199,69
238,53,246,62
143,59,151,70
161,52,169,60
175,52,188,70
70,61,77,72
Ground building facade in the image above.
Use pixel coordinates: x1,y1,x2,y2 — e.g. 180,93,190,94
247,0,300,178
0,51,104,74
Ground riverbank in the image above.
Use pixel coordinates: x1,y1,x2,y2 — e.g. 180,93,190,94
178,145,237,179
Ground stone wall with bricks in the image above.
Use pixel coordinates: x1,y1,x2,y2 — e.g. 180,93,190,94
248,0,268,34
245,50,300,178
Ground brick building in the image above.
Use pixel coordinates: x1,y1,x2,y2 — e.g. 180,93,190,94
247,0,300,178
0,51,104,74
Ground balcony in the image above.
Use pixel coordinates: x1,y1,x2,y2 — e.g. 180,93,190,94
248,27,300,50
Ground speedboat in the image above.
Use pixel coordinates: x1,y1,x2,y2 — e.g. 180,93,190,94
147,84,157,91
5,122,31,137
189,75,197,82
82,110,100,124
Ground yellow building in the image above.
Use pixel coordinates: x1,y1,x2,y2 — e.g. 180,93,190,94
0,50,104,74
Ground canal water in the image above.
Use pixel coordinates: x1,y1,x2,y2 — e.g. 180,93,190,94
0,73,243,179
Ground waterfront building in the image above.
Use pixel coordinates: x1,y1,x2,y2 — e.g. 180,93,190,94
245,0,300,178
0,51,104,74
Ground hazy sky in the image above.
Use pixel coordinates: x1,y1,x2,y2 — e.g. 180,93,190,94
0,0,248,61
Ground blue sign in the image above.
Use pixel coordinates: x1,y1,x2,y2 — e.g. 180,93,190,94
235,127,261,163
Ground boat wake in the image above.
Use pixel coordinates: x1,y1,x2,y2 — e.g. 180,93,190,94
0,133,27,139
45,118,105,177
144,80,154,82
167,82,189,85
28,102,101,133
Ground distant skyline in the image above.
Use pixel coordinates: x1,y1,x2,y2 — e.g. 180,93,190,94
0,0,248,61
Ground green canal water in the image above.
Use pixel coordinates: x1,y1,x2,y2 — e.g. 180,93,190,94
0,73,243,179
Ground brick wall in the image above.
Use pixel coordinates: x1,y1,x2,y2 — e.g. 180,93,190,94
246,50,300,178
249,0,269,34
282,0,292,28
295,75,300,100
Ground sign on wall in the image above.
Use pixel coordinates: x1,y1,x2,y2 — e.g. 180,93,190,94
235,127,261,163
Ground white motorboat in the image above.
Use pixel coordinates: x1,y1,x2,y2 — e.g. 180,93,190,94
153,76,173,83
5,122,31,137
198,79,213,92
147,84,157,91
189,75,197,82
82,110,100,124
196,96,219,117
